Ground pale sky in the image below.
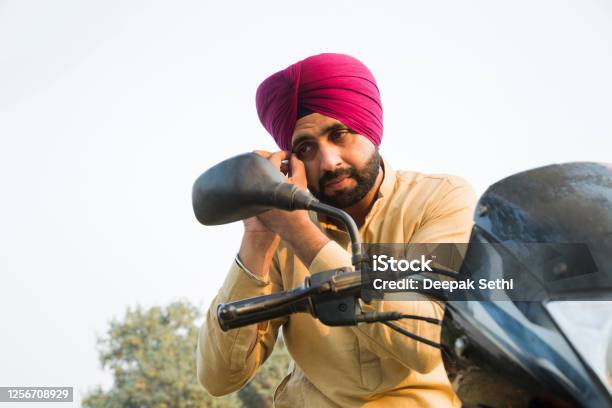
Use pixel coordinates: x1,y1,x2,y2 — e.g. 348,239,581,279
1,0,611,406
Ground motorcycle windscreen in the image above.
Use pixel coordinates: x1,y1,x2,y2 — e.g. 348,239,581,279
463,162,612,300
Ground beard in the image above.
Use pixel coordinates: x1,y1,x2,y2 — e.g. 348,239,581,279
308,150,382,209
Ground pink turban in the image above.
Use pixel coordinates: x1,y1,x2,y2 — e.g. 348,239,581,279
255,53,383,151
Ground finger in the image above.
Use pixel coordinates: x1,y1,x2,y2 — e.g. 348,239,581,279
289,154,307,188
268,150,291,169
252,150,272,159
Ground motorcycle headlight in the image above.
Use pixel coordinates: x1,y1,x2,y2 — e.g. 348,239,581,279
546,301,612,393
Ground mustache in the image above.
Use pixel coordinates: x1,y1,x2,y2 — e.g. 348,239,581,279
318,167,358,190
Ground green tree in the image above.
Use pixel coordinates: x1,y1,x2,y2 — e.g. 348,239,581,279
82,300,290,408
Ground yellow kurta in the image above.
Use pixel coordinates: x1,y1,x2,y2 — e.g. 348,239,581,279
197,159,477,407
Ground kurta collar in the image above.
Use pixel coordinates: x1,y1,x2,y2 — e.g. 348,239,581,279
377,156,395,199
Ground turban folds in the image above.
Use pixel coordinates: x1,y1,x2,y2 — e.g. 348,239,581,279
255,53,383,151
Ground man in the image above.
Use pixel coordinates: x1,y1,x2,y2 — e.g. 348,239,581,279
196,53,476,407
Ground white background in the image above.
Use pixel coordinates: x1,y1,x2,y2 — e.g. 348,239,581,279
1,0,610,406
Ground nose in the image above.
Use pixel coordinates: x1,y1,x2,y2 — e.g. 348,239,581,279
318,143,343,174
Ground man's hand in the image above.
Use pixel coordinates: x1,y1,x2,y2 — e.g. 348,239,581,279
238,150,330,278
250,150,311,238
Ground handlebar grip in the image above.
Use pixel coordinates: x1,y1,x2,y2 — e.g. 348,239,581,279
217,290,311,331
215,267,360,331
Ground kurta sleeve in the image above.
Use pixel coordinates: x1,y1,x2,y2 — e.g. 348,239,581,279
196,252,287,396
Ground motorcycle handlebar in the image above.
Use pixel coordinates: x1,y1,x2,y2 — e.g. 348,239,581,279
216,266,454,331
216,285,319,331
216,266,359,330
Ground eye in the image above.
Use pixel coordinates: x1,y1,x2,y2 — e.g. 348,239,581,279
330,129,349,142
294,142,317,161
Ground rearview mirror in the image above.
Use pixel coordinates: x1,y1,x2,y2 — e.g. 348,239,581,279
192,153,316,225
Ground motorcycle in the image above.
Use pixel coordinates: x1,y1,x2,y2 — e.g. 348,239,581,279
192,153,612,407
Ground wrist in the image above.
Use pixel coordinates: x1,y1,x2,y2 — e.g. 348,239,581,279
284,220,330,267
242,229,279,245
280,212,317,246
238,232,280,278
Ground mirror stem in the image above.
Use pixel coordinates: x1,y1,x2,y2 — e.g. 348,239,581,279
308,201,367,272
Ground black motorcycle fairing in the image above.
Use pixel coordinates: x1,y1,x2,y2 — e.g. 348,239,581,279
442,162,612,407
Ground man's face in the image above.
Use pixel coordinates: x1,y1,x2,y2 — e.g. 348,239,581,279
291,113,381,208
